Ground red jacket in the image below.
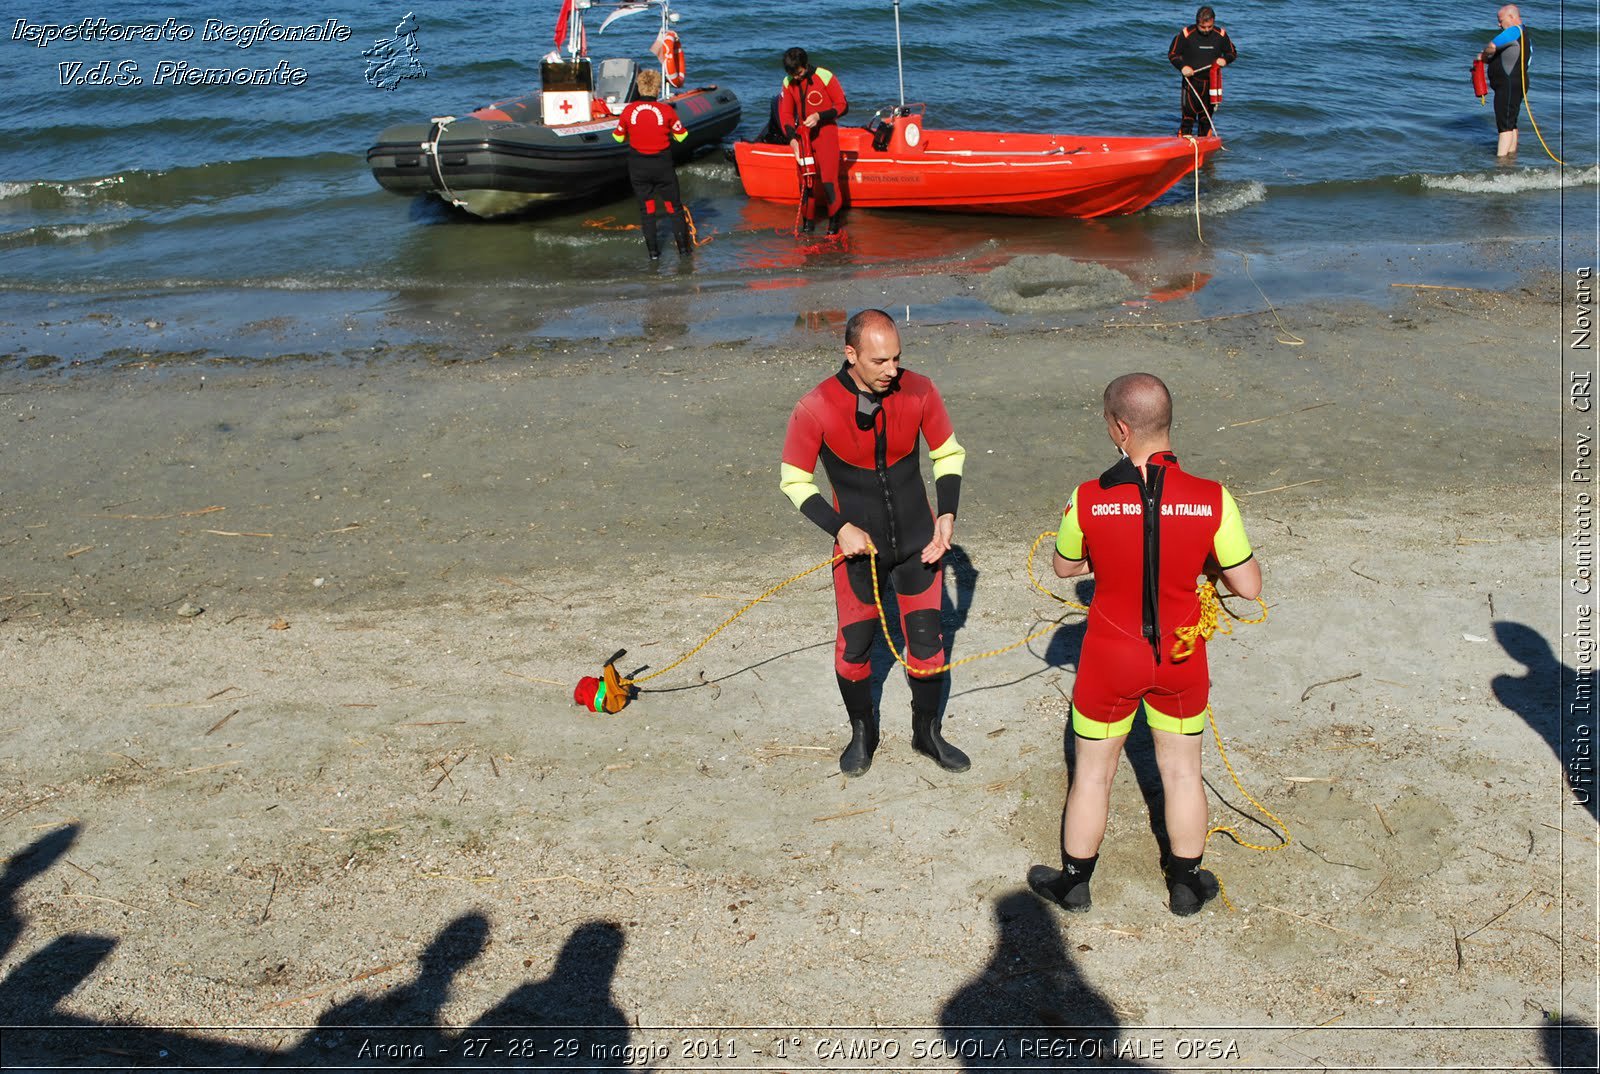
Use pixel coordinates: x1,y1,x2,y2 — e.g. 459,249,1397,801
778,66,847,140
612,99,687,155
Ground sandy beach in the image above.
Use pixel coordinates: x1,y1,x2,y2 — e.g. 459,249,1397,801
0,270,1594,1070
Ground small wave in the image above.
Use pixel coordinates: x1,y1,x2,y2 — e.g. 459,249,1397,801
1148,180,1267,217
1421,164,1599,193
0,176,126,204
0,155,354,211
0,221,128,247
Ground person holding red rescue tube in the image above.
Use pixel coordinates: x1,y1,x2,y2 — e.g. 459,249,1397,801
781,309,969,777
778,47,848,235
1479,5,1528,159
1168,5,1235,137
1028,373,1262,917
612,68,690,261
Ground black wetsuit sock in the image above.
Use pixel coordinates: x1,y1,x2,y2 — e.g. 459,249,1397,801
1164,853,1218,915
1029,854,1096,912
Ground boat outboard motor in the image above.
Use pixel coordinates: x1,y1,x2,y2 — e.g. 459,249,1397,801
888,108,923,154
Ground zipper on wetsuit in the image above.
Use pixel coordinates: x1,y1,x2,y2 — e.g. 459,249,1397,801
873,405,898,562
1140,463,1164,663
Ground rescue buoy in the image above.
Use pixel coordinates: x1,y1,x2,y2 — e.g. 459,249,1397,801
652,28,685,89
1471,57,1488,103
793,125,818,183
574,649,632,714
1208,63,1223,107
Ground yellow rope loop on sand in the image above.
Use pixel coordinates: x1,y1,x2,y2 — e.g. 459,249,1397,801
865,545,1076,677
1204,704,1294,911
623,553,843,688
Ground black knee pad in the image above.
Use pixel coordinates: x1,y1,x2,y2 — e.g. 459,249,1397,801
903,608,944,661
843,558,881,606
840,618,878,666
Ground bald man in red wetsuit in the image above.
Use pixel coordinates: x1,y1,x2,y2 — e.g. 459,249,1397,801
781,309,969,777
778,46,848,235
1030,373,1263,917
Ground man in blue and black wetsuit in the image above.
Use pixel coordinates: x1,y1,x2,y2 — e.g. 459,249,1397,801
780,309,969,777
1479,4,1528,158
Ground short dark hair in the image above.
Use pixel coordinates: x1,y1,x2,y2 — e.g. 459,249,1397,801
845,308,895,351
1196,6,1216,23
1104,372,1173,437
782,47,809,77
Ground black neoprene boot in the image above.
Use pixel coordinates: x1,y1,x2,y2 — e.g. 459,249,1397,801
1028,854,1097,913
1164,854,1219,916
825,213,843,236
837,675,878,777
908,678,969,771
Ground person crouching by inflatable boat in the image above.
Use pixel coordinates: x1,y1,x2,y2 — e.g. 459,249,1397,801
612,68,691,261
779,47,848,236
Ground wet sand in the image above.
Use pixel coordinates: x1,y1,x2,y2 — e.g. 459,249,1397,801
0,274,1594,1069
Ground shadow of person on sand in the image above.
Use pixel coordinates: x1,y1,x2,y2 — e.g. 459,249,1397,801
939,890,1151,1069
0,825,266,1067
292,912,490,1064
463,920,632,1067
1542,1015,1599,1071
0,824,118,1028
0,829,638,1071
1491,620,1597,821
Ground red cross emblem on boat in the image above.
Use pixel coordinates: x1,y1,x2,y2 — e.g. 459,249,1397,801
559,98,574,114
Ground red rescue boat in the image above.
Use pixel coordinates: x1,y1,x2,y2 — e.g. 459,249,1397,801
733,106,1221,219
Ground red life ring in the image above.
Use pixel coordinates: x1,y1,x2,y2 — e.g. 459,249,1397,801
653,29,686,89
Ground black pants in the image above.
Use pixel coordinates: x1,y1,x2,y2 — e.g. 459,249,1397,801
626,151,687,253
1178,74,1215,135
1491,73,1525,133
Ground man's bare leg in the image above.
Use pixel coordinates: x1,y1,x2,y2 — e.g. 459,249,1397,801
1151,727,1206,857
1064,734,1127,857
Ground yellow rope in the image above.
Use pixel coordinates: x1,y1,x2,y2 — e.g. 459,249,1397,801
1172,580,1269,661
1204,702,1294,911
867,544,1076,677
684,205,713,248
1519,36,1563,164
622,554,843,687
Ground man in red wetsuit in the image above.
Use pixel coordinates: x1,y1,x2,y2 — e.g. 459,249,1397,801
778,47,848,235
1029,373,1262,916
1168,5,1236,136
612,68,690,260
781,309,969,776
